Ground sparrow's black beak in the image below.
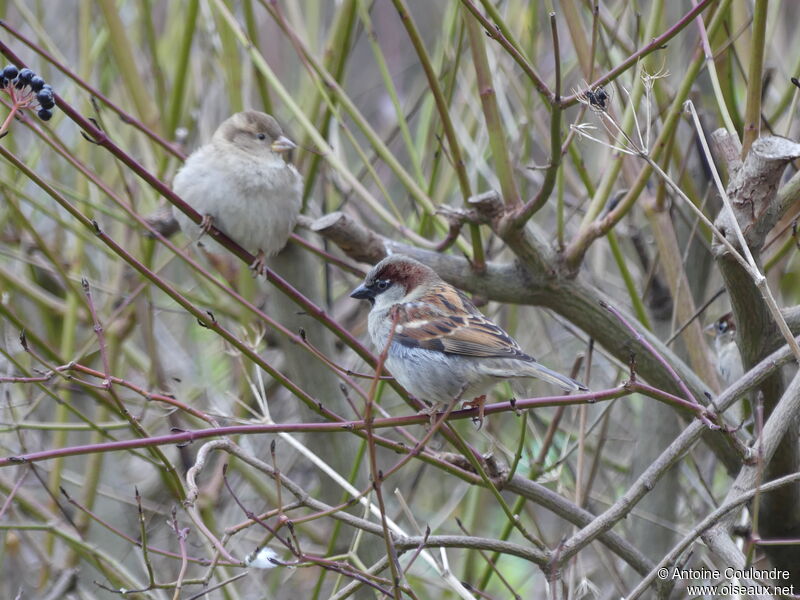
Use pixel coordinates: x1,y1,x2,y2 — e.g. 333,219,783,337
350,283,374,301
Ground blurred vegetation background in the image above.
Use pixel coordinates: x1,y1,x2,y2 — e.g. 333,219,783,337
1,1,800,599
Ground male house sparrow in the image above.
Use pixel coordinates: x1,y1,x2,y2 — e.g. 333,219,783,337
350,255,587,418
705,313,744,388
172,111,302,274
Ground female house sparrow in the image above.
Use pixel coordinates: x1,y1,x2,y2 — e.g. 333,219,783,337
172,111,302,274
350,255,587,417
705,313,743,388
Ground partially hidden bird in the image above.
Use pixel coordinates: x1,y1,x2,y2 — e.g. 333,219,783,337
705,313,743,388
350,255,587,420
172,111,302,274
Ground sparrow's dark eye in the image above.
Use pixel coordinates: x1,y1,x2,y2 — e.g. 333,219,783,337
376,279,390,291
257,133,267,140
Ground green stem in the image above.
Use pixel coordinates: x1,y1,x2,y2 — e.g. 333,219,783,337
96,0,160,128
165,0,200,136
608,231,652,331
393,0,483,266
463,6,521,208
512,12,563,224
741,0,768,156
243,0,273,114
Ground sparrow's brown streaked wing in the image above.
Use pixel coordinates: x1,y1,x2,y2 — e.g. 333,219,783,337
392,285,533,361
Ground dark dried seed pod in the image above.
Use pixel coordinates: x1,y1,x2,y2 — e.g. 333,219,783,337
2,65,18,79
37,108,52,121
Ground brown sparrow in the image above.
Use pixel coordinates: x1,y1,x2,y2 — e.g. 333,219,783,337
705,313,743,388
172,111,302,274
350,255,587,418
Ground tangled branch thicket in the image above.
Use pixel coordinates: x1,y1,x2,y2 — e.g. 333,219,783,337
1,1,800,599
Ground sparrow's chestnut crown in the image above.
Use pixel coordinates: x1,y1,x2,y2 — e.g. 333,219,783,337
350,255,435,304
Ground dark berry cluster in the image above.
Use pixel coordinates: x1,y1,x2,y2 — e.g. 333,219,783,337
1,64,56,121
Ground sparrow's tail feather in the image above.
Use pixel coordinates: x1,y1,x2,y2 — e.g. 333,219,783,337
487,362,587,392
526,363,587,391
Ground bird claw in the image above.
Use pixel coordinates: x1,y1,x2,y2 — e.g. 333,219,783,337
463,395,487,429
417,402,442,427
249,250,268,277
199,214,215,236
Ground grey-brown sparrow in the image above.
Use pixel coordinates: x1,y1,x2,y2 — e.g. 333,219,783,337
350,255,586,418
172,111,302,274
705,313,743,388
